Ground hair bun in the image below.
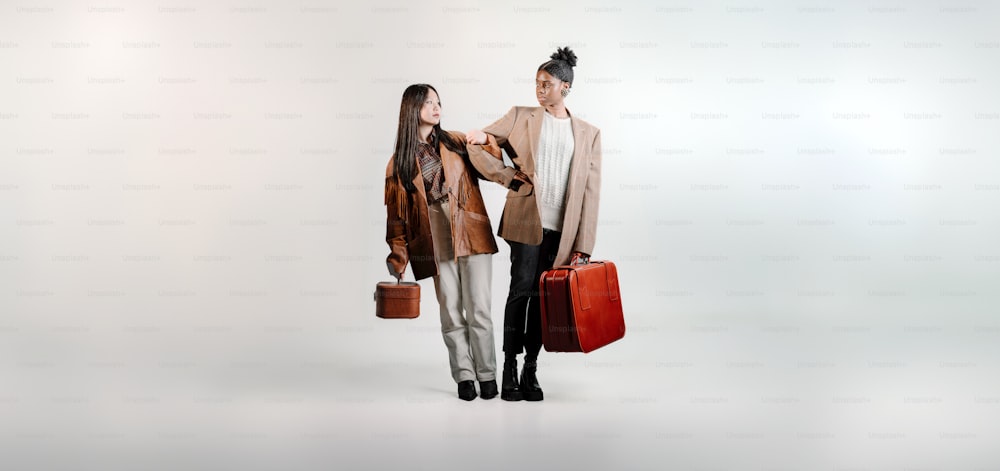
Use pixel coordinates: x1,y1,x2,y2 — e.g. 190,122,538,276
550,47,577,67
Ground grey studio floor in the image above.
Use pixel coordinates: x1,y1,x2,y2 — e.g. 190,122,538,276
3,243,997,471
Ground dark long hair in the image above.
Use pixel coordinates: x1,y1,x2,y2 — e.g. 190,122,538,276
392,84,468,193
538,46,578,85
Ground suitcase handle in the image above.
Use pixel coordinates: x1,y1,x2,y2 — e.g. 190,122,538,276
373,278,402,302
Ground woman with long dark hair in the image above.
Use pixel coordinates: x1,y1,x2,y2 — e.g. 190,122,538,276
384,84,500,401
466,47,603,401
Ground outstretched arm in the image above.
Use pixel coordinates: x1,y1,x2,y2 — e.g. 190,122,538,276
466,107,526,189
466,106,517,146
467,134,518,188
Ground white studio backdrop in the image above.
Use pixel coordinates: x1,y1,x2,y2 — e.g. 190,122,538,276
1,1,998,469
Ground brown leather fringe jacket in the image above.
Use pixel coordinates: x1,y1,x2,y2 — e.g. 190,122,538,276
384,131,500,280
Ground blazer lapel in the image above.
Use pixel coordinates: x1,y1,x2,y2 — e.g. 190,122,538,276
526,108,543,174
565,107,589,206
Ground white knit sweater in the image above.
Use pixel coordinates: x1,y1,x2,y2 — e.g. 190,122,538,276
536,111,575,231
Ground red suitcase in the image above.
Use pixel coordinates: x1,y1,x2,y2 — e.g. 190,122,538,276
539,261,625,353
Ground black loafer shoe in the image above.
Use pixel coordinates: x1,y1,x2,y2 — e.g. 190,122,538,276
479,380,498,400
457,380,477,401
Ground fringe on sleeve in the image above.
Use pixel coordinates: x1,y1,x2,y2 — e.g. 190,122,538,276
385,175,407,221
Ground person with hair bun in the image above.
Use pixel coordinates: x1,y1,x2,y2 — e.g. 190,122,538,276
384,84,501,401
466,47,603,402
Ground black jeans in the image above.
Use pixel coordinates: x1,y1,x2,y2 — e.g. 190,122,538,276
503,229,561,357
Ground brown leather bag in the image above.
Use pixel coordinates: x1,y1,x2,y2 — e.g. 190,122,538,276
374,280,420,319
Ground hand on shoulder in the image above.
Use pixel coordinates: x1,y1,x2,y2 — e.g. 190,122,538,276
465,130,487,145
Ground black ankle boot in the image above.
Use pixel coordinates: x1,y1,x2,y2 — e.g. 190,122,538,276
457,380,477,401
500,361,523,401
520,362,543,401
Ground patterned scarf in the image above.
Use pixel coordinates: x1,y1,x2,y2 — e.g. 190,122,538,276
417,142,447,204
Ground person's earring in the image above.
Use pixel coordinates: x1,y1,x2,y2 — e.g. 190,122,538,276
561,88,571,97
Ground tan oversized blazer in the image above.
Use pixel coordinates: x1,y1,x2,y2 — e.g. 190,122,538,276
469,106,602,267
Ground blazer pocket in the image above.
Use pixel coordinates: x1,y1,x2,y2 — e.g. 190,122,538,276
464,210,491,223
461,210,493,237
